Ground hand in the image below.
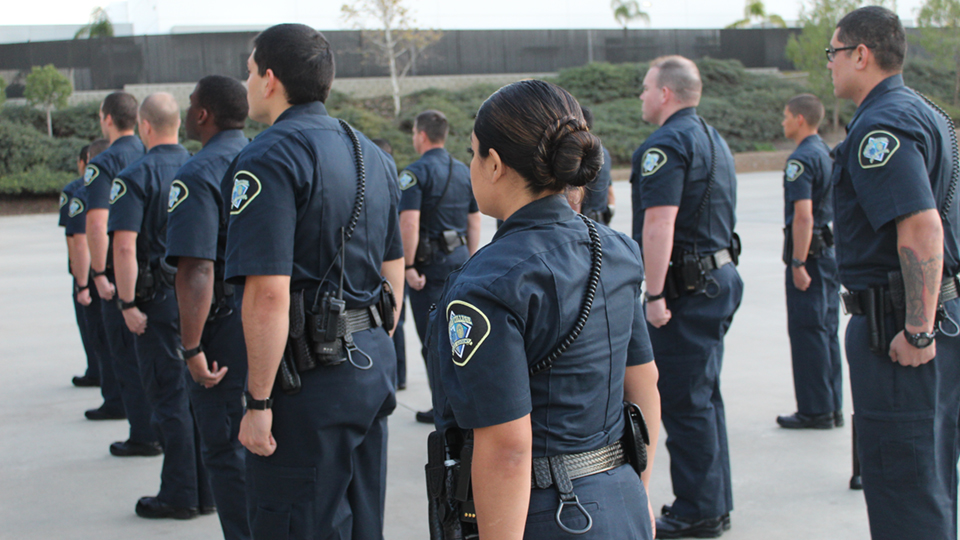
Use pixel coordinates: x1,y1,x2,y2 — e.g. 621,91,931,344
646,298,672,328
239,409,277,456
122,306,148,335
406,268,426,291
185,352,228,388
889,331,936,367
792,266,811,291
76,287,92,306
94,274,115,301
648,498,656,538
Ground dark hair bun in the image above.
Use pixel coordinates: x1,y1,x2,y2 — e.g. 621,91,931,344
533,115,604,191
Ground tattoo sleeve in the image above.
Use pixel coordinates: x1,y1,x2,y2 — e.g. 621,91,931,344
899,246,943,328
896,209,925,223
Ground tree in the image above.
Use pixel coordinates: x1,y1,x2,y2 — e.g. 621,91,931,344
25,65,73,137
727,0,787,28
914,0,960,106
612,0,651,34
786,0,896,130
341,0,442,117
74,7,114,39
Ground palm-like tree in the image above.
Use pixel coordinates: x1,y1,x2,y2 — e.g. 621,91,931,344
74,8,114,39
726,0,786,28
612,0,651,35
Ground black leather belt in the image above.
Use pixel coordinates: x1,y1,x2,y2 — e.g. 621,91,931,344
841,274,960,315
700,248,734,272
340,306,380,336
531,441,627,489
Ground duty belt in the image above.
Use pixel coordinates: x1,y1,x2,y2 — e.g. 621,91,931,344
339,306,380,336
700,248,734,272
841,274,960,315
531,441,627,489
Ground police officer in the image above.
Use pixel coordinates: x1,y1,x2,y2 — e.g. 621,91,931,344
165,75,251,539
399,109,480,423
631,56,742,538
109,92,210,519
62,140,110,389
828,7,960,539
84,93,158,455
776,94,843,430
580,106,615,225
226,25,403,539
427,80,660,539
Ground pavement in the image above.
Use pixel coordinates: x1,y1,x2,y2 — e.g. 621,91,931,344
0,171,876,540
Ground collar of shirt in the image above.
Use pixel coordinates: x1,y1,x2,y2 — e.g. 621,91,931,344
274,101,329,124
205,129,247,148
493,193,575,242
423,147,449,160
146,143,186,155
113,134,141,148
662,106,697,127
845,73,904,133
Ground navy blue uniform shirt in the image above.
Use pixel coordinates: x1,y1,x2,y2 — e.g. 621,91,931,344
784,134,833,227
59,178,88,236
583,146,612,215
832,74,959,289
84,135,146,210
631,107,737,253
398,147,477,238
166,130,248,267
429,194,653,457
224,102,403,307
108,145,192,268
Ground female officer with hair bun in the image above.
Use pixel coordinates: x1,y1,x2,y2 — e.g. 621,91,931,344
426,79,661,540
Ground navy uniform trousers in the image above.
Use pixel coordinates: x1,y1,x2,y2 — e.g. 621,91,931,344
77,291,125,411
649,264,743,520
73,285,101,381
190,294,251,540
246,327,396,540
137,285,212,509
525,464,652,540
100,282,157,444
785,251,843,416
410,251,466,364
846,296,960,540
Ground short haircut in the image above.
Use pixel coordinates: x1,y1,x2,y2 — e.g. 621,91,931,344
581,106,595,130
649,55,702,105
88,138,110,160
371,138,393,155
253,24,335,104
414,110,449,143
101,92,139,131
78,144,90,163
836,6,906,72
786,94,825,129
139,93,180,134
195,75,248,130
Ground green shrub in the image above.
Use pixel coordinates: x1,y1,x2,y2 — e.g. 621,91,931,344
0,120,86,176
0,166,74,195
1,103,101,139
553,62,646,103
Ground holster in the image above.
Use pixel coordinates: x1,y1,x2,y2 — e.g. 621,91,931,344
415,232,435,265
665,251,706,299
134,261,157,302
378,278,397,333
621,401,650,476
782,225,833,265
425,429,477,540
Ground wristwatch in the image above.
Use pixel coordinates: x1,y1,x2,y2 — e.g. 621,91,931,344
243,391,273,411
117,298,137,311
791,258,806,268
644,291,666,302
904,330,936,349
177,342,204,361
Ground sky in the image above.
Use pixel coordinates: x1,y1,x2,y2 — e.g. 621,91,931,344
3,0,925,33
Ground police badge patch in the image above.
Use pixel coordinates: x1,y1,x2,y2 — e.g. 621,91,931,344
84,165,99,186
641,148,667,177
109,179,127,204
858,130,900,169
230,170,262,215
68,198,85,218
168,180,189,212
398,170,418,190
447,300,491,367
59,192,68,208
785,160,804,182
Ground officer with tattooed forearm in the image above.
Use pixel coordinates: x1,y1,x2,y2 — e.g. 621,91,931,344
828,7,960,539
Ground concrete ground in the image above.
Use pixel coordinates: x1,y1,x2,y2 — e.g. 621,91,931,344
0,171,875,540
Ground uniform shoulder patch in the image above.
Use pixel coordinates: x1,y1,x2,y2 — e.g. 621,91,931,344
858,130,900,169
785,160,805,182
168,180,189,212
83,165,99,186
398,170,418,190
68,197,85,218
230,170,262,215
59,192,68,208
640,148,668,177
447,300,491,367
109,179,127,204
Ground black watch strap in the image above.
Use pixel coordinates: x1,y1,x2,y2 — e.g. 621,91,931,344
644,291,666,302
791,258,806,268
92,268,108,278
117,298,137,311
76,283,90,292
904,330,936,349
243,391,273,411
178,342,204,360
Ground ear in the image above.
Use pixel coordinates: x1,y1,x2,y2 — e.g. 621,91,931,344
854,44,871,71
263,68,283,101
196,108,210,126
486,147,506,184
